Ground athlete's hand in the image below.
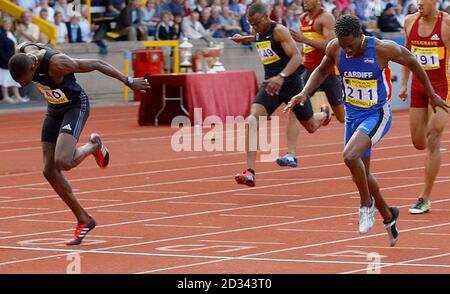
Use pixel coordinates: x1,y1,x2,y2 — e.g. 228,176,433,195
398,84,408,101
429,92,450,113
289,29,305,43
283,92,309,113
264,75,284,96
129,78,151,93
229,34,245,43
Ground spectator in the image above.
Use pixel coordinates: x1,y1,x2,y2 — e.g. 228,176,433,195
406,2,418,15
270,5,287,26
106,0,126,18
34,0,55,23
141,0,160,37
16,0,37,12
66,13,82,43
170,0,185,16
16,10,40,43
199,7,213,30
323,0,336,13
182,10,216,43
285,5,301,32
0,19,28,104
378,3,402,32
194,0,209,13
54,11,68,44
116,0,148,41
332,7,342,19
53,0,70,22
155,11,177,40
219,5,242,37
172,12,184,39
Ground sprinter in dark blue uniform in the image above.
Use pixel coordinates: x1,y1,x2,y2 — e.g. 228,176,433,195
230,2,331,187
285,15,449,246
8,42,150,245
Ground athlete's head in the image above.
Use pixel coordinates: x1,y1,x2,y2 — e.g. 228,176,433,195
8,53,38,86
335,15,364,57
247,2,270,35
303,0,322,13
417,0,437,17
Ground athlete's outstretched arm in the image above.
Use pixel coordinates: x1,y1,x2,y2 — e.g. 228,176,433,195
51,54,150,92
383,41,449,112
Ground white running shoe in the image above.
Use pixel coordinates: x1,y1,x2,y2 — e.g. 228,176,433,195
359,196,375,234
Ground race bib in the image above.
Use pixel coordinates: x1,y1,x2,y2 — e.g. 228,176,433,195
37,86,69,104
343,78,378,108
256,41,281,65
411,46,442,70
302,32,323,53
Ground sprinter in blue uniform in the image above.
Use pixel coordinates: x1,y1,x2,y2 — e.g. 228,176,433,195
8,42,150,245
285,15,449,246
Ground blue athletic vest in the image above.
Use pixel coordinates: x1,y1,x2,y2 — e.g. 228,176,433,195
338,37,392,119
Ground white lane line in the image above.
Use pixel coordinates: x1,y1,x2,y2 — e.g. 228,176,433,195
287,205,355,209
199,240,285,245
0,206,50,211
350,196,415,200
235,193,304,198
0,231,11,234
96,210,169,215
76,199,122,202
143,224,223,229
123,190,188,194
420,232,450,236
0,197,11,199
20,219,73,224
278,229,357,233
346,245,440,250
348,217,432,223
61,234,144,240
20,187,80,191
220,214,295,219
168,201,239,206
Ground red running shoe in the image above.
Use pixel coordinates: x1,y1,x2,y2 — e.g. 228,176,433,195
66,217,96,246
321,104,332,126
235,169,256,187
90,133,109,168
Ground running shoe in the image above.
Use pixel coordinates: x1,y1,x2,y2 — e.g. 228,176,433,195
384,207,400,247
90,133,109,168
276,153,298,168
66,217,96,246
359,196,375,234
235,169,256,187
409,198,431,214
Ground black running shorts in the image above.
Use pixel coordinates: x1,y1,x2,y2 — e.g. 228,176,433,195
41,91,90,143
253,74,314,121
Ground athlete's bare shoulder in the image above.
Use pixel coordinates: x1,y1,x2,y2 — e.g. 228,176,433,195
441,11,450,26
404,12,419,32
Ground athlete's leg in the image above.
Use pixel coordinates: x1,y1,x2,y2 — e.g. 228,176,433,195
322,74,345,123
246,103,268,170
362,156,392,221
286,111,300,156
420,107,448,201
42,142,91,224
344,131,372,207
54,133,98,171
409,107,428,150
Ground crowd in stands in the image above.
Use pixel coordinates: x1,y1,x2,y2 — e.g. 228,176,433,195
3,0,450,104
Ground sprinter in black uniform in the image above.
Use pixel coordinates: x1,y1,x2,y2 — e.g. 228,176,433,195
230,2,330,187
8,42,150,245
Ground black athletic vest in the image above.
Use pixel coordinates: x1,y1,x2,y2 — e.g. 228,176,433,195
20,43,83,107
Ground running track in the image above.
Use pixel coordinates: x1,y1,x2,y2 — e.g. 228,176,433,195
0,104,449,274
